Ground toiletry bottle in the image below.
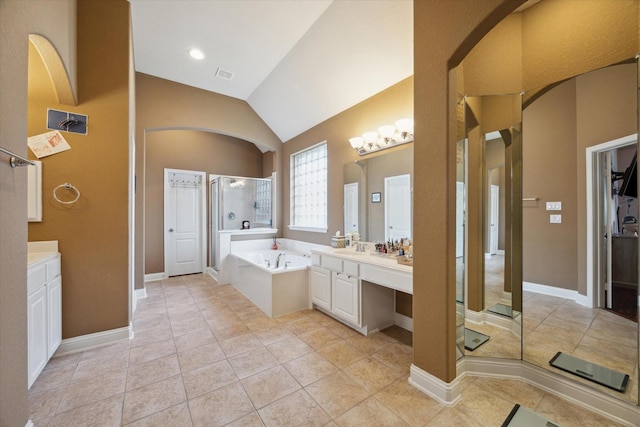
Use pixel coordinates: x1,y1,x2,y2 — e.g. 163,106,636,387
345,232,352,247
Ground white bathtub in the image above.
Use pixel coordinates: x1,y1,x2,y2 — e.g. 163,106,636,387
230,250,311,317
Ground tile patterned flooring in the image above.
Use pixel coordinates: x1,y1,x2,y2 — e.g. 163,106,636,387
468,254,638,405
29,273,627,426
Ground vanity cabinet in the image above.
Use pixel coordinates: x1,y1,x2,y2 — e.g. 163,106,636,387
27,253,62,388
310,256,361,327
310,250,408,335
310,266,331,311
331,272,359,325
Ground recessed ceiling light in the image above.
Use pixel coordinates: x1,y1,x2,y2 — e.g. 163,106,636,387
188,48,204,60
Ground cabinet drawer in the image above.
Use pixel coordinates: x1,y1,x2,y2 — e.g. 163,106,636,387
28,264,46,295
46,256,61,281
321,256,342,272
342,260,359,277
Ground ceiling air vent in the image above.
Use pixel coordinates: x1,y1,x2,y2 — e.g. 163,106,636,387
215,67,234,81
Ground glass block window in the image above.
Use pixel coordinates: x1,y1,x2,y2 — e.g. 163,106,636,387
290,142,327,231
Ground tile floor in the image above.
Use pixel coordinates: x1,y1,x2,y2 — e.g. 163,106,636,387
29,273,627,426
468,254,638,405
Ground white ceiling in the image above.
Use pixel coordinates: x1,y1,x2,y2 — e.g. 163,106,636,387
130,0,414,143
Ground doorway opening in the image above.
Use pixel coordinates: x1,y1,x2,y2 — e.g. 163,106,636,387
588,134,638,321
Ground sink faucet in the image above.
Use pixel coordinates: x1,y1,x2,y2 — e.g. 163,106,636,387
356,242,365,252
275,252,285,268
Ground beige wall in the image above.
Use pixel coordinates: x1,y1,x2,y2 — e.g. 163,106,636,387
281,77,413,246
144,129,266,274
27,0,131,339
135,73,282,287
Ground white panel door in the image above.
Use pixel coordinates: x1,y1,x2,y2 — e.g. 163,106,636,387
47,276,62,358
489,185,499,255
344,182,359,234
385,174,412,241
165,169,206,277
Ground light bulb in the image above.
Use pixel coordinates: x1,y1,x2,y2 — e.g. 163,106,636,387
189,48,205,60
363,132,379,144
349,137,364,149
378,125,396,139
395,118,414,133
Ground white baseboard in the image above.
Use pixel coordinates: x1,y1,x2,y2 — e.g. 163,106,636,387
394,312,413,332
458,357,640,427
465,308,520,333
134,287,147,300
409,364,462,406
523,281,589,307
207,267,219,282
53,325,133,357
144,272,165,282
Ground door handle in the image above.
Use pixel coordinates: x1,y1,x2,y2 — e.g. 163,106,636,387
169,228,174,232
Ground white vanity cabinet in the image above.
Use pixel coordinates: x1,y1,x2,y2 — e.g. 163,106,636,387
310,266,331,311
27,252,62,389
310,249,409,335
331,272,359,325
310,255,361,327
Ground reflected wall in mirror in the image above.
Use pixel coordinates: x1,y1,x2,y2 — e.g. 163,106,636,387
463,93,523,359
522,62,639,404
455,92,466,360
342,145,413,242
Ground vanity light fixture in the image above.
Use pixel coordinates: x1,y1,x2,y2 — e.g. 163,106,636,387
349,118,414,156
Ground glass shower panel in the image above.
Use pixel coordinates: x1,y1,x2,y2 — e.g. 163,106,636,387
220,177,272,230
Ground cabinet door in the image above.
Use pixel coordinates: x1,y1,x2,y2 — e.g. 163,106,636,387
28,286,48,389
310,266,331,311
47,276,62,358
332,272,359,325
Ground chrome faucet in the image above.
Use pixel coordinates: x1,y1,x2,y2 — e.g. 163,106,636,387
275,252,285,268
356,242,365,252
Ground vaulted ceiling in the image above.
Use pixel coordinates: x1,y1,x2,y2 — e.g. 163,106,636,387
129,0,414,143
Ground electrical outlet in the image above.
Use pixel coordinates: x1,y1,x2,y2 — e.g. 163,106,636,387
546,201,562,211
550,214,562,224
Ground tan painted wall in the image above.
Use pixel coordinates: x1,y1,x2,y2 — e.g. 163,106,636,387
27,0,131,339
280,77,413,246
135,73,282,288
144,130,265,274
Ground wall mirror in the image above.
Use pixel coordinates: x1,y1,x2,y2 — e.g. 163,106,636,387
521,62,638,405
342,145,413,242
462,93,523,359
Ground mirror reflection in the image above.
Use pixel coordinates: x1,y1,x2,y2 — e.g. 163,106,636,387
463,94,523,359
342,145,413,242
522,63,638,404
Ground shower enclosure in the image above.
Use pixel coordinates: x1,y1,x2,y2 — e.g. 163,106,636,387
209,175,273,270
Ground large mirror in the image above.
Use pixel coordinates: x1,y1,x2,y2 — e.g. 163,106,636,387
462,94,523,359
343,145,413,242
454,0,640,409
521,62,638,405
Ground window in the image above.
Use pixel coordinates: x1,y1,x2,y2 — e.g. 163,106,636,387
290,142,327,232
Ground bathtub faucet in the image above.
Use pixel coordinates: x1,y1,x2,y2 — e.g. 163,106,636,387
275,252,285,268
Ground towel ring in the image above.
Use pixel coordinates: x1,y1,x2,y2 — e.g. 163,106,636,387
53,183,81,205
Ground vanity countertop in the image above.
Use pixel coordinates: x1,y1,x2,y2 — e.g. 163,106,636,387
28,241,59,266
310,247,413,274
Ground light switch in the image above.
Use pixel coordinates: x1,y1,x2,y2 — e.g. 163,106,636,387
546,201,562,211
550,214,562,224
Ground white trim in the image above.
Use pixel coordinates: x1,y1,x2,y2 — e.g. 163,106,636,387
585,134,637,309
134,287,147,300
394,312,413,332
465,308,520,332
457,358,640,427
523,281,589,307
408,363,462,406
484,253,492,259
287,225,328,233
53,325,132,357
144,272,166,282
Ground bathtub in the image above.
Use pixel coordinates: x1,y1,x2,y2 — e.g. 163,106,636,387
229,250,311,317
